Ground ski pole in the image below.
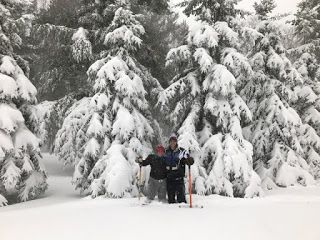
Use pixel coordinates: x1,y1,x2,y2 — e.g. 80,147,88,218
188,165,192,208
138,165,142,201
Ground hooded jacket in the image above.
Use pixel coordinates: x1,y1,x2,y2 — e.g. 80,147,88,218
140,154,167,180
164,147,189,181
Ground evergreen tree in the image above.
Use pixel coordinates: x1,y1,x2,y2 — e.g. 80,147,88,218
240,11,316,189
25,0,180,100
54,97,93,167
132,1,188,87
293,53,320,178
27,89,90,152
37,0,79,27
293,0,320,61
180,0,240,23
27,0,180,153
25,0,90,101
253,0,276,18
0,0,47,205
23,0,117,101
159,0,262,197
77,0,117,30
55,4,162,198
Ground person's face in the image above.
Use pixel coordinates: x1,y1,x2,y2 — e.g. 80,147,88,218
157,150,165,157
169,139,177,150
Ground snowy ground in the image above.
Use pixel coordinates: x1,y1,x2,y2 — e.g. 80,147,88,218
1,154,320,240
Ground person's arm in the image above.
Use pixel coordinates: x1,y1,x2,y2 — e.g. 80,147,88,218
140,155,153,166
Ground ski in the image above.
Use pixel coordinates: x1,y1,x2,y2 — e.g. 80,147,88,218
130,202,151,207
178,203,204,209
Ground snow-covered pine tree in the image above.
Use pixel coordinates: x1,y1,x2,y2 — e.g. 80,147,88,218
0,0,47,204
158,0,263,198
71,27,92,63
29,5,89,101
77,0,116,30
239,5,315,189
293,53,320,178
54,97,93,167
56,4,162,198
28,100,56,150
293,0,320,61
35,0,169,152
253,0,276,18
131,0,188,87
25,0,114,101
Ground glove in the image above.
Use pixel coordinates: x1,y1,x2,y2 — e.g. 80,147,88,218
185,157,194,166
135,157,143,164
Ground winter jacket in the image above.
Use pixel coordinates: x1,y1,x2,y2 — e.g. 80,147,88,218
164,147,190,181
140,154,167,180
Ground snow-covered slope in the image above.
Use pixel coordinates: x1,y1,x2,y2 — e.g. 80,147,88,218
1,154,320,240
0,154,77,210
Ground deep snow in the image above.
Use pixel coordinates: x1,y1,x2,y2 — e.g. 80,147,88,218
1,154,320,240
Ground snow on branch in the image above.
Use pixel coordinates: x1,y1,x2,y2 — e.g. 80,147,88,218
203,64,236,96
188,24,219,49
222,48,253,78
177,103,201,152
0,194,7,207
214,21,238,47
194,48,213,73
166,45,192,69
104,7,145,52
72,27,92,63
157,70,198,107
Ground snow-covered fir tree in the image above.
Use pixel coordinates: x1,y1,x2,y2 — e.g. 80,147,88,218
71,27,92,63
253,0,276,18
55,4,162,198
239,8,316,189
77,0,117,30
293,53,320,178
158,0,263,198
293,0,320,61
0,0,47,205
28,19,88,100
28,100,56,150
54,97,93,166
25,0,107,101
30,0,174,153
131,0,188,87
41,91,89,151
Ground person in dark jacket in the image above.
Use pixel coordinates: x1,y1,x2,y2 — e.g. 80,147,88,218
165,134,194,204
136,145,167,202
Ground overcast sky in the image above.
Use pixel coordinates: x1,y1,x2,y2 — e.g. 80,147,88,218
170,0,302,15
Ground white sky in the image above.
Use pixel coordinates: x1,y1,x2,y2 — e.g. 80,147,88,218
170,0,302,15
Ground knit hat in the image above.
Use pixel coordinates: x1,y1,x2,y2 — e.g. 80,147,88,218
169,133,177,142
155,145,165,154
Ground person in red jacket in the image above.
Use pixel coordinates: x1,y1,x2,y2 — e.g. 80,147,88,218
136,145,167,202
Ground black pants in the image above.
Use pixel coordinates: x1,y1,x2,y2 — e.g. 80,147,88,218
167,179,186,204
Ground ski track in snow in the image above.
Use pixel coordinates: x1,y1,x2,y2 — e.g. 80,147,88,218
1,154,320,240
